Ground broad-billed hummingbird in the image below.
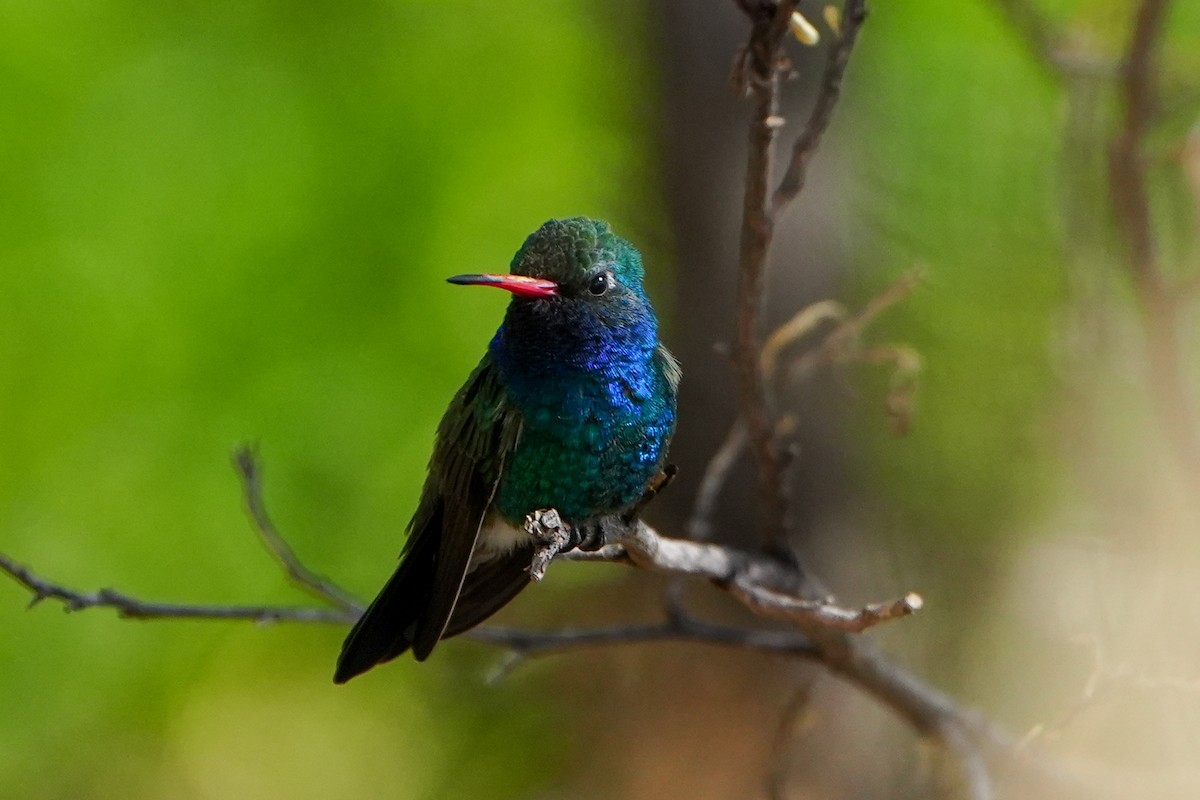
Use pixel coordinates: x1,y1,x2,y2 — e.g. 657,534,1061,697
334,217,679,682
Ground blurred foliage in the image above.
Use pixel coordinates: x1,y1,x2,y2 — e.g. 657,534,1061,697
0,2,658,797
845,0,1198,554
845,0,1065,553
838,0,1200,710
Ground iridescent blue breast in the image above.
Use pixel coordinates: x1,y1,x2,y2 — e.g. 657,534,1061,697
489,315,676,523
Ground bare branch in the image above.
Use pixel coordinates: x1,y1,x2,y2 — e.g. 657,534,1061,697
592,520,922,634
686,417,748,544
730,578,922,633
731,0,874,553
470,617,819,683
771,0,869,215
688,269,921,544
0,551,356,625
733,0,799,551
233,446,363,613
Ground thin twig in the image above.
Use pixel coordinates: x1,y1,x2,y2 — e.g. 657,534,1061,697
783,268,922,380
771,0,869,215
233,446,363,613
470,617,819,683
0,551,356,624
759,299,846,379
686,417,748,544
688,270,921,544
730,578,922,633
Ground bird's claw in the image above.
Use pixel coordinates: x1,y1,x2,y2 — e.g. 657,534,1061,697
525,509,569,582
567,516,626,552
525,509,568,547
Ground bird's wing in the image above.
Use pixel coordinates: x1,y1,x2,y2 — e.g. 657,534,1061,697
409,353,521,658
441,546,535,639
334,354,520,681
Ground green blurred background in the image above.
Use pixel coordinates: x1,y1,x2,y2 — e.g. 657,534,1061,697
2,1,1199,798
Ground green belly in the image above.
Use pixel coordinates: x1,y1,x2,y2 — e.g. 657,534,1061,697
495,421,667,523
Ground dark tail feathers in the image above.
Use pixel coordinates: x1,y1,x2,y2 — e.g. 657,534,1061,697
333,532,439,684
334,539,534,684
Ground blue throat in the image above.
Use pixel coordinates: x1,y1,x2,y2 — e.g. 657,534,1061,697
487,297,673,522
491,300,658,426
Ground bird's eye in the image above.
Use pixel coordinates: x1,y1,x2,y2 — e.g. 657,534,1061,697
587,272,610,296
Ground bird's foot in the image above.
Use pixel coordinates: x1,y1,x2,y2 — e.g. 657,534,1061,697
524,509,570,582
567,515,627,552
523,508,623,579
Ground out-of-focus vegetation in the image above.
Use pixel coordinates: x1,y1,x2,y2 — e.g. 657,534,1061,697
0,3,659,797
839,1,1200,793
849,1,1064,546
3,1,1200,798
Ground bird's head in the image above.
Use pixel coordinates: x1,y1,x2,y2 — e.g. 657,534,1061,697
447,217,652,331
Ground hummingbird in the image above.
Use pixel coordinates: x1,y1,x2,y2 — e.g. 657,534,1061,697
334,217,679,683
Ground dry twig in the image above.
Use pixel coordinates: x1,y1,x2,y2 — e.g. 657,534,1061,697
0,550,355,625
472,619,818,685
688,269,922,545
233,447,364,613
733,0,800,551
770,0,869,216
